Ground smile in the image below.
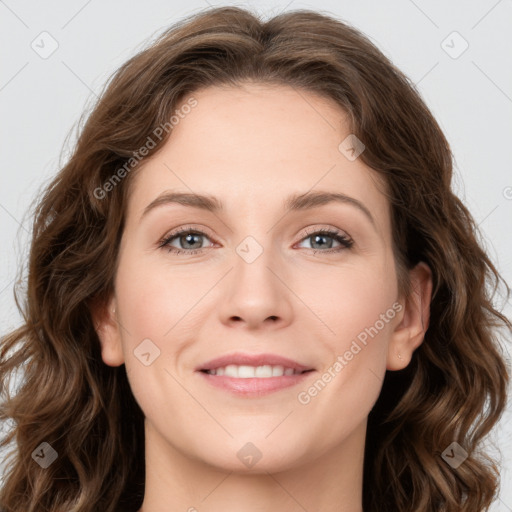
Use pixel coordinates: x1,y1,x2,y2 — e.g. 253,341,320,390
201,364,309,378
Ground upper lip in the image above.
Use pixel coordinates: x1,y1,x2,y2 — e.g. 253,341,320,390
196,352,315,372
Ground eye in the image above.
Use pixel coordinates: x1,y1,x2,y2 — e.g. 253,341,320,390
158,226,214,255
296,227,353,254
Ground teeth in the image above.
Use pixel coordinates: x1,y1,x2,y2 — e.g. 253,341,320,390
206,364,302,378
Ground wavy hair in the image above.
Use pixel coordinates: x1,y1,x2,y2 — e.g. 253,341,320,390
1,6,510,512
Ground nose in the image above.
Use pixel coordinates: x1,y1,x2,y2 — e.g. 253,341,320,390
216,244,294,331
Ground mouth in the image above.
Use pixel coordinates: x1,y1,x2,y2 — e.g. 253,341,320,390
196,352,316,396
200,365,313,377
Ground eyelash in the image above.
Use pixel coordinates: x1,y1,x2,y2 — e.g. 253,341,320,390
158,225,354,256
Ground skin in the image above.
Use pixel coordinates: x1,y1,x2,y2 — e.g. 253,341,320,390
93,83,432,512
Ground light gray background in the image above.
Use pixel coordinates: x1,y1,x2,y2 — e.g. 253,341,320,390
1,0,511,509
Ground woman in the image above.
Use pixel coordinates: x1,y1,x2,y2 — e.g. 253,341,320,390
0,6,510,512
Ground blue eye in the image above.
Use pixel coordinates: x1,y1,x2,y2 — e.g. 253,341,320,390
296,228,353,253
158,226,353,255
159,227,212,255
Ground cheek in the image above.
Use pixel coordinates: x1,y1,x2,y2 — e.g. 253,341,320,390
299,257,399,346
113,252,196,420
114,249,200,339
294,266,397,448
296,258,398,402
113,247,216,387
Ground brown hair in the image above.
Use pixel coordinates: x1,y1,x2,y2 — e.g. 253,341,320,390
1,6,510,512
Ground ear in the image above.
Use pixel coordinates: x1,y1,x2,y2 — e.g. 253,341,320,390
90,296,125,367
387,261,433,370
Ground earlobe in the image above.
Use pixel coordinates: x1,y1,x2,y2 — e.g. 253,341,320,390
90,297,125,367
387,262,433,371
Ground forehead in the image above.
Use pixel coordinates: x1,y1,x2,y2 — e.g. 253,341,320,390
127,83,390,230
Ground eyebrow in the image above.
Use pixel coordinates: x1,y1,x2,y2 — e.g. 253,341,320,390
141,190,376,227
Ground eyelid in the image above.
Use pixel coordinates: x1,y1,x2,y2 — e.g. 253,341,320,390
299,224,351,240
160,224,216,241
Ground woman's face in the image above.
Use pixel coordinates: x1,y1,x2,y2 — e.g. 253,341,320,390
97,83,417,473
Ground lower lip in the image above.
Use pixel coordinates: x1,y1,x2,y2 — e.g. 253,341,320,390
197,371,315,397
